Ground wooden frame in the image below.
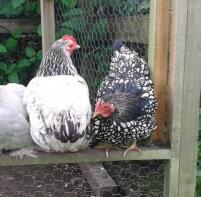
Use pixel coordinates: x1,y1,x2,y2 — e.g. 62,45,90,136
163,0,201,196
0,147,171,166
148,0,170,145
40,0,55,55
0,19,39,33
1,0,200,196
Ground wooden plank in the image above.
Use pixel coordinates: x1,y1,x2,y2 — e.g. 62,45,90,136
40,0,55,55
148,0,170,144
164,0,194,196
148,0,157,74
0,147,171,166
178,0,201,196
0,19,39,33
79,163,119,197
164,158,180,197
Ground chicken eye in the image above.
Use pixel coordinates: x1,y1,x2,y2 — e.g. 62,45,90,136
69,44,73,48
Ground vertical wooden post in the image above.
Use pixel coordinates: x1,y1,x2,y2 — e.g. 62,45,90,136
148,0,170,144
148,0,157,73
164,0,201,196
164,0,188,195
178,0,201,196
40,0,55,55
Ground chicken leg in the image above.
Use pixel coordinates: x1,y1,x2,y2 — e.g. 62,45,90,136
95,145,120,158
123,141,141,158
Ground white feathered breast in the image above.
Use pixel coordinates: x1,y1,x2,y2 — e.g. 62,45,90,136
23,75,91,152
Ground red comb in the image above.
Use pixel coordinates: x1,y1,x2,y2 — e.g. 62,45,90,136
62,35,77,42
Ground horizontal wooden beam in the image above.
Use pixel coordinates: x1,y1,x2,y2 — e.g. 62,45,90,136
0,146,171,166
0,19,39,33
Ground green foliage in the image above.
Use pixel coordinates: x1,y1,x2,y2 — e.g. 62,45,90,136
11,0,26,9
25,47,35,58
0,30,42,84
37,24,42,36
5,37,17,51
0,44,7,53
63,8,84,17
0,0,40,18
0,0,41,85
12,30,22,39
61,0,77,8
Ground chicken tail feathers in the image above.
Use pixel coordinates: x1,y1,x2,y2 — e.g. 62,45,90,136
41,111,85,143
112,39,124,51
148,116,157,131
54,119,84,143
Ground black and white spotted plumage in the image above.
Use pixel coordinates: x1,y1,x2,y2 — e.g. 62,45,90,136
24,36,91,152
87,40,157,146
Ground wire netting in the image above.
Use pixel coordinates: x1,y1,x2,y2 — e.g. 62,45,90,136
0,1,167,197
0,160,164,197
55,0,150,104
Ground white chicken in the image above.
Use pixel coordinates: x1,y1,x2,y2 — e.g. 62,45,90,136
23,35,91,152
0,83,37,158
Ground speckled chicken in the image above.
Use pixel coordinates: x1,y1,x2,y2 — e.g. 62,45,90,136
87,40,157,157
23,35,91,153
0,83,37,158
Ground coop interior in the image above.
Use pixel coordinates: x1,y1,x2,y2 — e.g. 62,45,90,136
0,0,173,196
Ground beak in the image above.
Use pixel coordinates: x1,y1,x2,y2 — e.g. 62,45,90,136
75,44,80,49
92,112,100,119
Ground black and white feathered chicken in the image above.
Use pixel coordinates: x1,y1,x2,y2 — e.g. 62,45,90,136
23,35,91,152
0,83,37,158
87,40,157,157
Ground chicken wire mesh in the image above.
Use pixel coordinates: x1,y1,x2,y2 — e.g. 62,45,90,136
0,160,164,197
0,1,166,197
55,0,150,104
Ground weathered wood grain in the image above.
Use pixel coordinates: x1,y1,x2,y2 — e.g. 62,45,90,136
164,0,188,195
148,0,170,144
79,163,119,196
0,147,171,166
40,0,55,55
0,19,39,33
164,0,201,196
178,0,201,196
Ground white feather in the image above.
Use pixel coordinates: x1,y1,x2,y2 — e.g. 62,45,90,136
24,75,91,152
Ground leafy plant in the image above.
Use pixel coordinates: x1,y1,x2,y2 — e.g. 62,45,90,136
0,0,42,85
0,30,42,84
0,0,40,18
